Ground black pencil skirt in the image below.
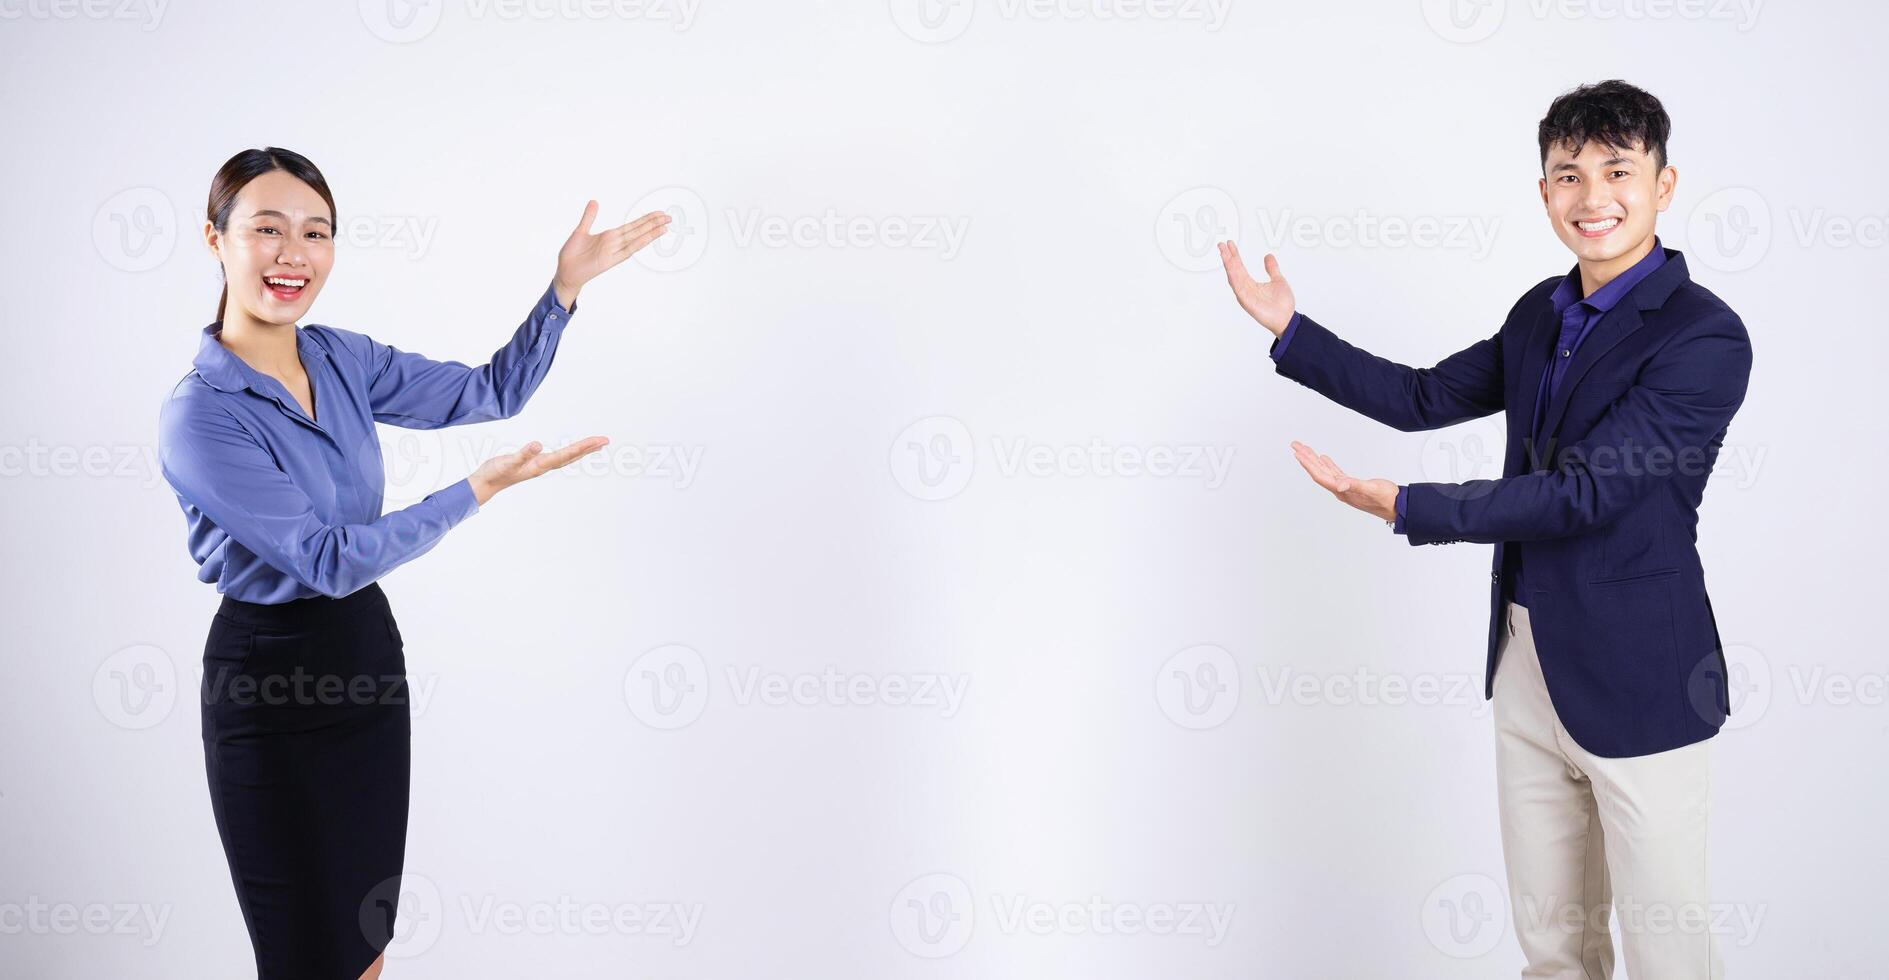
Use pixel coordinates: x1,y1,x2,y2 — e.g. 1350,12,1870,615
201,582,411,980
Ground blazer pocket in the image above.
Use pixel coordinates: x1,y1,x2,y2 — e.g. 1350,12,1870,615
1588,567,1680,586
1571,380,1632,407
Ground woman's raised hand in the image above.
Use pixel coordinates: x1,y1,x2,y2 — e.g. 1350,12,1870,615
467,436,610,505
552,202,673,308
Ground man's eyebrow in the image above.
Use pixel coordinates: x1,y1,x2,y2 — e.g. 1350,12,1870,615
1549,155,1638,173
248,208,332,227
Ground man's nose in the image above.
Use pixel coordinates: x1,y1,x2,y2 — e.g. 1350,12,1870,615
1581,184,1612,215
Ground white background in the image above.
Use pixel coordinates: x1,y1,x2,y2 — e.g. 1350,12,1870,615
3,0,1883,975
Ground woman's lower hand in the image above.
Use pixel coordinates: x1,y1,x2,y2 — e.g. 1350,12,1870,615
468,436,610,505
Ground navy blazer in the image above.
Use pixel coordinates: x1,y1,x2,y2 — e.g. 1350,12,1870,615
1272,248,1752,758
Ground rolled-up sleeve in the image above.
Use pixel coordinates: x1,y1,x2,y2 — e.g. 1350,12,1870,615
159,395,481,599
331,280,576,429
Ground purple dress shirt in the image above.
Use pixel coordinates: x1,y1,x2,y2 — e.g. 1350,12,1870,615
159,281,575,603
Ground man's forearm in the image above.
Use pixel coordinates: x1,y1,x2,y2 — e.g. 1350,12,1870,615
1271,313,1506,433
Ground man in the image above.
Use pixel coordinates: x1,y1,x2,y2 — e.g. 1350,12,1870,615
1219,80,1750,977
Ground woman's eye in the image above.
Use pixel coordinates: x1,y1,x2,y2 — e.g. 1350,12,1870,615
257,226,279,235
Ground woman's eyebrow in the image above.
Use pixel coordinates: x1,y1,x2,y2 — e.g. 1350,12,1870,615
247,208,333,227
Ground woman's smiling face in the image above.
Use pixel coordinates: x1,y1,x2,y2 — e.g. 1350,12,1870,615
205,169,334,326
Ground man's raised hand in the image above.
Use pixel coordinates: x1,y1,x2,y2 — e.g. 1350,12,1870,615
1218,241,1296,337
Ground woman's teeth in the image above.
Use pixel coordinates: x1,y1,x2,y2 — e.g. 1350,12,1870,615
264,275,308,299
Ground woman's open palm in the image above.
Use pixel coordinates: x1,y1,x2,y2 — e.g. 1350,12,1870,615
555,202,672,293
469,437,610,504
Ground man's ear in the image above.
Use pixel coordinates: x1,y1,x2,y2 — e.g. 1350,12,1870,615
1656,165,1678,213
1537,177,1549,209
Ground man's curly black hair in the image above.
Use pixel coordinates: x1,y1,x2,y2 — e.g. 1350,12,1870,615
1538,80,1671,172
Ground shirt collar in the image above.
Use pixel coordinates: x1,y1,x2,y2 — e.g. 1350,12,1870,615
1550,235,1668,316
192,321,327,394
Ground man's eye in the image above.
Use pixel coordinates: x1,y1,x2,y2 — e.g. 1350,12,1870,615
1610,170,1630,179
307,231,329,240
257,226,279,235
1559,175,1578,183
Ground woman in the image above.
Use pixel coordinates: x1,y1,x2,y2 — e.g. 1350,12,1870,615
157,147,670,980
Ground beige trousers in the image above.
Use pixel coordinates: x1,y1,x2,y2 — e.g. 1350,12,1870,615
1494,601,1722,978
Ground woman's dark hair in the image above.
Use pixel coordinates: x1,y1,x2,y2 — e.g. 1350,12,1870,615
205,147,336,322
1538,80,1671,173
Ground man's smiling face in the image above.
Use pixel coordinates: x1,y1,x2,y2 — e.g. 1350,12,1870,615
1539,139,1676,274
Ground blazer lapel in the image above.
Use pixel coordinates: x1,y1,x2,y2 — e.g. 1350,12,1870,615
1536,302,1644,446
1535,250,1693,449
1512,304,1559,472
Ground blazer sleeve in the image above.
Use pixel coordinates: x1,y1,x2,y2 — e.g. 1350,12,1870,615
1270,296,1520,432
324,280,576,429
158,395,481,598
1401,307,1752,545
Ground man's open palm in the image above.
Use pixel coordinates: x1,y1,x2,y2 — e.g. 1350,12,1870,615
1291,441,1399,523
1219,241,1296,336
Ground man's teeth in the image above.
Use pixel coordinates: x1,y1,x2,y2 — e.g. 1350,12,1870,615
265,276,307,287
1577,218,1619,232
